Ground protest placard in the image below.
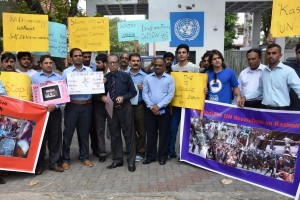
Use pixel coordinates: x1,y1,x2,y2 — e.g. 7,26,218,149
2,13,49,52
68,17,110,51
0,95,48,173
49,22,67,58
171,72,207,110
67,72,105,95
117,20,139,42
0,72,31,101
271,0,300,37
32,80,70,106
180,101,300,198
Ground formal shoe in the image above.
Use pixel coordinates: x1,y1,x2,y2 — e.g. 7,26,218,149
50,166,64,172
159,159,166,165
61,162,70,170
0,177,5,184
99,156,106,162
35,167,43,175
82,160,93,167
128,164,136,172
143,158,155,165
106,162,123,169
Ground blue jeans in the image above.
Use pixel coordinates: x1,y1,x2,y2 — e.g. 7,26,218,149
168,107,181,157
62,103,92,162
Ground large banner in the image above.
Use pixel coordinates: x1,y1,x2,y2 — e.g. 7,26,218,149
180,101,300,198
170,12,204,47
271,0,300,37
2,13,49,52
68,17,110,51
0,72,31,101
0,96,48,173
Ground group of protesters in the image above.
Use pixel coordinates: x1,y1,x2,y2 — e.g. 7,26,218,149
0,39,299,184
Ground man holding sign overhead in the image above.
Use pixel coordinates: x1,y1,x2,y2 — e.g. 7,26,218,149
61,48,93,170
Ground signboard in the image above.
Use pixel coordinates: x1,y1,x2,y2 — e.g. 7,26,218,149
32,80,70,106
2,13,49,52
171,72,207,110
49,22,67,58
271,0,300,37
68,17,110,51
66,72,105,95
0,96,48,173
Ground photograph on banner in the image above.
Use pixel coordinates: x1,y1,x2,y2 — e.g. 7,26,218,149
0,116,34,159
68,17,110,51
2,13,49,52
180,101,300,198
0,72,31,101
49,22,67,58
0,95,48,173
32,80,70,106
270,0,300,37
171,72,207,110
189,117,298,183
67,72,105,95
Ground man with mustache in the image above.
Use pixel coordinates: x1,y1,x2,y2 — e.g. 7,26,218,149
16,52,38,77
1,52,16,72
119,52,130,72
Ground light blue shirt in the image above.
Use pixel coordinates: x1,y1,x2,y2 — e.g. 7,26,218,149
128,69,147,102
31,71,64,108
142,72,175,109
0,80,6,95
62,65,93,101
89,62,97,72
245,62,300,107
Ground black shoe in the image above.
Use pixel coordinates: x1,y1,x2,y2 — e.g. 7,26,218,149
159,159,166,165
143,158,156,165
99,156,106,162
128,164,136,172
0,177,5,184
106,161,123,169
35,166,43,175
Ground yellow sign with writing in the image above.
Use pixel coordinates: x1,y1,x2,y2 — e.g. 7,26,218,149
68,17,110,51
171,72,207,110
0,72,32,101
271,0,300,37
2,13,49,52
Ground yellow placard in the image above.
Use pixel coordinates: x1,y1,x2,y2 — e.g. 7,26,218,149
270,0,300,37
171,72,207,110
0,72,31,101
68,17,110,51
2,13,49,52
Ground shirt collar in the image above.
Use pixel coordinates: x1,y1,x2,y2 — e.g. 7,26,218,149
246,63,266,73
266,61,284,71
129,69,144,76
151,72,167,78
71,65,88,72
39,71,56,77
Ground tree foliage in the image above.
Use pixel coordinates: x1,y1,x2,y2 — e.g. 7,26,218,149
261,8,272,45
224,12,238,50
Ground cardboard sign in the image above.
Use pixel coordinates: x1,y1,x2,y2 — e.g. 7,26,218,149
49,22,67,58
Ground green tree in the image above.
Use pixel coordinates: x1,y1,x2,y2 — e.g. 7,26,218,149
224,12,238,50
261,8,272,45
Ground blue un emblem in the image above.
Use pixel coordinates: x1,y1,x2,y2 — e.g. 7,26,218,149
174,18,200,41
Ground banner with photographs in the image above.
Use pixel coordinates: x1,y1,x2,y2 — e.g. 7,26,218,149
180,101,300,198
32,80,70,106
0,96,49,173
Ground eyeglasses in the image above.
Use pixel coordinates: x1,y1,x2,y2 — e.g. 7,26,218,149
107,61,119,65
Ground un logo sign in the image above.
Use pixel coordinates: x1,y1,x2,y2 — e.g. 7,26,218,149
174,18,200,41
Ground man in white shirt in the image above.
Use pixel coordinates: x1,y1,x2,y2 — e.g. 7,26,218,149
16,52,38,77
238,49,266,108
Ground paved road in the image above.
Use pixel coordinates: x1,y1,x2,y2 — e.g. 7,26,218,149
0,133,292,200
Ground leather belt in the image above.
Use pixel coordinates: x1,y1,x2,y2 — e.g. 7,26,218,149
261,104,289,110
70,100,92,105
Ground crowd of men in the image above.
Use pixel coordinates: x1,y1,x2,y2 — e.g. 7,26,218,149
0,41,300,184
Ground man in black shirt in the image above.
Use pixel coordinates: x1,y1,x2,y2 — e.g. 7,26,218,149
288,44,300,111
102,54,137,172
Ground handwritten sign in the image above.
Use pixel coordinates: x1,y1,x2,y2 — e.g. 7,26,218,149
49,22,67,58
2,13,49,52
66,72,105,95
0,72,31,101
117,20,171,43
32,80,70,106
68,17,110,51
271,0,300,37
171,72,207,110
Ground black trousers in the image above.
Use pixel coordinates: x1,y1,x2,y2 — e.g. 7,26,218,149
244,100,262,108
37,108,62,169
93,100,107,157
145,107,170,161
107,101,136,164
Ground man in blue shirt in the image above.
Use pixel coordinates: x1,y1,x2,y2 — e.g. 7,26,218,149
128,53,147,162
61,48,93,170
31,55,64,174
142,57,175,165
82,51,97,72
102,54,137,172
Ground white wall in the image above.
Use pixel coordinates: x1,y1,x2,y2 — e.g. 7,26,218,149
148,0,226,64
